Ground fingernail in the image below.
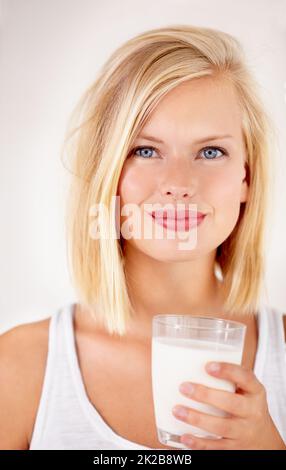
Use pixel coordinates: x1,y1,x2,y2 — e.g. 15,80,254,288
181,435,194,447
179,382,194,395
172,406,188,418
207,362,220,372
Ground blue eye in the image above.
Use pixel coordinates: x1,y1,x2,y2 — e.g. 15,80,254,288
199,146,227,160
130,145,228,160
132,146,158,159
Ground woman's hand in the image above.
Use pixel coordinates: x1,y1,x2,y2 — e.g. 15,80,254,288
172,362,286,450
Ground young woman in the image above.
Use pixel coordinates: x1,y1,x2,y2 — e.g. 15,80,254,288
0,25,285,451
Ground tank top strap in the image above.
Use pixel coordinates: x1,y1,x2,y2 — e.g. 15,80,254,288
54,302,76,363
44,302,75,375
264,305,286,371
29,302,76,448
259,304,286,443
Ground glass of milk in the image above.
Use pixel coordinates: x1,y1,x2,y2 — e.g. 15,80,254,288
151,314,246,449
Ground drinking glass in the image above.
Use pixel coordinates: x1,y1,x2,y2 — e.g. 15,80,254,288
151,314,247,449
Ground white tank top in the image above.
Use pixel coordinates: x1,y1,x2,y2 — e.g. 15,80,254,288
29,302,286,450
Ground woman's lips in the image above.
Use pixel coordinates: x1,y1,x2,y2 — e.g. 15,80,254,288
148,212,206,232
151,209,206,220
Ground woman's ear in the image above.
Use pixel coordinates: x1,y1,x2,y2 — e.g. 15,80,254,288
240,162,249,203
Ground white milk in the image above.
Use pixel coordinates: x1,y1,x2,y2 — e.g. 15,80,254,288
151,336,243,441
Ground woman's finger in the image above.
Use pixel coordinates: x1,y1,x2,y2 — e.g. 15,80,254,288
172,404,239,439
205,362,264,395
180,433,235,450
179,381,249,417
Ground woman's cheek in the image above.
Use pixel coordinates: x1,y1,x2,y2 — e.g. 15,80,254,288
118,162,156,206
206,171,245,237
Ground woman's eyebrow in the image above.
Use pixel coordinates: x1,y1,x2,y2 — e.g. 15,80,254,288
135,134,234,144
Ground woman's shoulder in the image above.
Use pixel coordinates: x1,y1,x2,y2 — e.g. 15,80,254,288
0,315,52,449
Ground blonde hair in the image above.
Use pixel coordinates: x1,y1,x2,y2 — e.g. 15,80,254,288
61,24,276,337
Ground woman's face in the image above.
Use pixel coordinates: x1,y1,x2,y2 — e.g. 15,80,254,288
117,76,249,262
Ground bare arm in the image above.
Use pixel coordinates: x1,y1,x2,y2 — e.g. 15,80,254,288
0,318,49,449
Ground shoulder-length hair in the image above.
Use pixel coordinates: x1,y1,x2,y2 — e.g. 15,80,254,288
61,25,276,336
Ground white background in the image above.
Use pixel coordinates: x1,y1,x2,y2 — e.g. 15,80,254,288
0,0,285,333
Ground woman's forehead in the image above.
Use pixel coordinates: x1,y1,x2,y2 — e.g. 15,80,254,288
137,77,243,143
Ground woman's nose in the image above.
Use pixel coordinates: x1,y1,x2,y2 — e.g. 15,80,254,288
159,167,196,201
161,185,191,200
158,157,198,201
